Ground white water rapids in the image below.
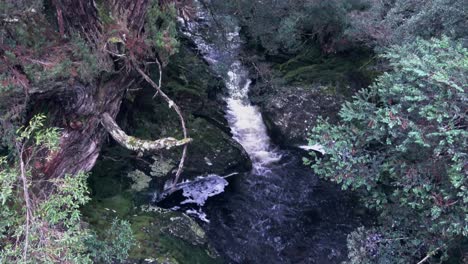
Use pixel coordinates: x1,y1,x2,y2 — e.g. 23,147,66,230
225,62,281,173
183,9,281,173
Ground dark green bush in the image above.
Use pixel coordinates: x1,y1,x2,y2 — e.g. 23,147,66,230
305,36,467,263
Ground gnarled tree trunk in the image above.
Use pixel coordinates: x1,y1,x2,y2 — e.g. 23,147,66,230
29,0,150,179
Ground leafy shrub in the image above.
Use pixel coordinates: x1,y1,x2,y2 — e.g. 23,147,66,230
305,36,467,263
146,0,180,64
0,114,136,263
210,0,368,54
86,219,136,263
346,0,468,49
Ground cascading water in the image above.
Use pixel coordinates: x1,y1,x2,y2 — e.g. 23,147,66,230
178,2,363,263
183,9,281,172
225,61,282,173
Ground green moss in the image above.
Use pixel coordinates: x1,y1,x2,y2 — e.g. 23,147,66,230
128,136,138,146
95,0,114,25
83,148,221,263
82,195,221,264
127,170,152,191
275,45,375,97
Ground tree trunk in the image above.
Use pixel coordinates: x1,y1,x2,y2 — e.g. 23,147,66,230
23,0,161,179
2,0,190,179
30,76,129,179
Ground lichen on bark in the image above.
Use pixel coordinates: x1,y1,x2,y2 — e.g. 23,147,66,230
101,112,191,153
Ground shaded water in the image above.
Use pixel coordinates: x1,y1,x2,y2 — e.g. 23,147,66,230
178,2,363,263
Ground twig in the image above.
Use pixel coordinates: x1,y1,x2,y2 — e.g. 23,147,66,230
17,142,32,262
417,246,442,264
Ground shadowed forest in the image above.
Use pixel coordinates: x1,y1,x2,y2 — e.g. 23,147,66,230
0,0,467,263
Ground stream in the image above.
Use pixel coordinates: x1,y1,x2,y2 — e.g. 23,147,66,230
168,2,363,263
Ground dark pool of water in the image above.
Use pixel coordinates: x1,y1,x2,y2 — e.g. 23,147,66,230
202,150,364,264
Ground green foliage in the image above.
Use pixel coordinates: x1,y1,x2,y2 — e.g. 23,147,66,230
305,37,467,262
277,45,373,90
146,0,180,64
0,114,136,263
211,0,367,54
86,219,136,263
0,4,48,52
70,35,102,83
0,115,91,263
21,34,102,85
346,0,468,49
0,0,43,16
16,114,60,152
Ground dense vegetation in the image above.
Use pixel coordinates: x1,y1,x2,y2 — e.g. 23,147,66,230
0,115,135,263
211,0,467,54
212,0,467,262
306,37,467,263
0,0,467,263
0,0,186,262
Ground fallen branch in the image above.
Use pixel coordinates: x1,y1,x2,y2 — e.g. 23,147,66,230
101,112,191,152
136,66,189,188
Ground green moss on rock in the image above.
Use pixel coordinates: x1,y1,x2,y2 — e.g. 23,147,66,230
82,192,221,264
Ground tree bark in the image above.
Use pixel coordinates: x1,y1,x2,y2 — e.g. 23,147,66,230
30,77,129,179
29,0,154,179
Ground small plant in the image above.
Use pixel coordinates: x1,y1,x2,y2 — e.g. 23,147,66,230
86,219,136,263
146,0,180,64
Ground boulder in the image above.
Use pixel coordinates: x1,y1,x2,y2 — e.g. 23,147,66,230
255,85,344,147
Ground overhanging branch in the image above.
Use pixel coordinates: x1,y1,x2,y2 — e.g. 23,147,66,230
136,66,189,187
101,112,191,152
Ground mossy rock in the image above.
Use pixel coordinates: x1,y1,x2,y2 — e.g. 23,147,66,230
82,193,221,264
86,144,134,199
275,45,374,96
253,85,345,147
182,117,251,178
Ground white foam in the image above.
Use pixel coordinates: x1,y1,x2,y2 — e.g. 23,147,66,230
181,175,228,206
224,62,282,173
186,209,210,223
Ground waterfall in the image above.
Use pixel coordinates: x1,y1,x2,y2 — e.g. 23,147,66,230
179,3,360,263
225,61,281,173
183,5,281,174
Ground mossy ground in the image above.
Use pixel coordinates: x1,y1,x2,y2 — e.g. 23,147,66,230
82,117,223,262
275,45,377,97
82,172,222,264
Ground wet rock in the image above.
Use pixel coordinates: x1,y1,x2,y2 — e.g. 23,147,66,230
163,214,207,245
183,118,251,177
254,85,344,147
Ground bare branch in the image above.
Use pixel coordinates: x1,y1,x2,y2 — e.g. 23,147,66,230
16,142,33,262
136,66,189,188
101,112,191,152
417,246,443,264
